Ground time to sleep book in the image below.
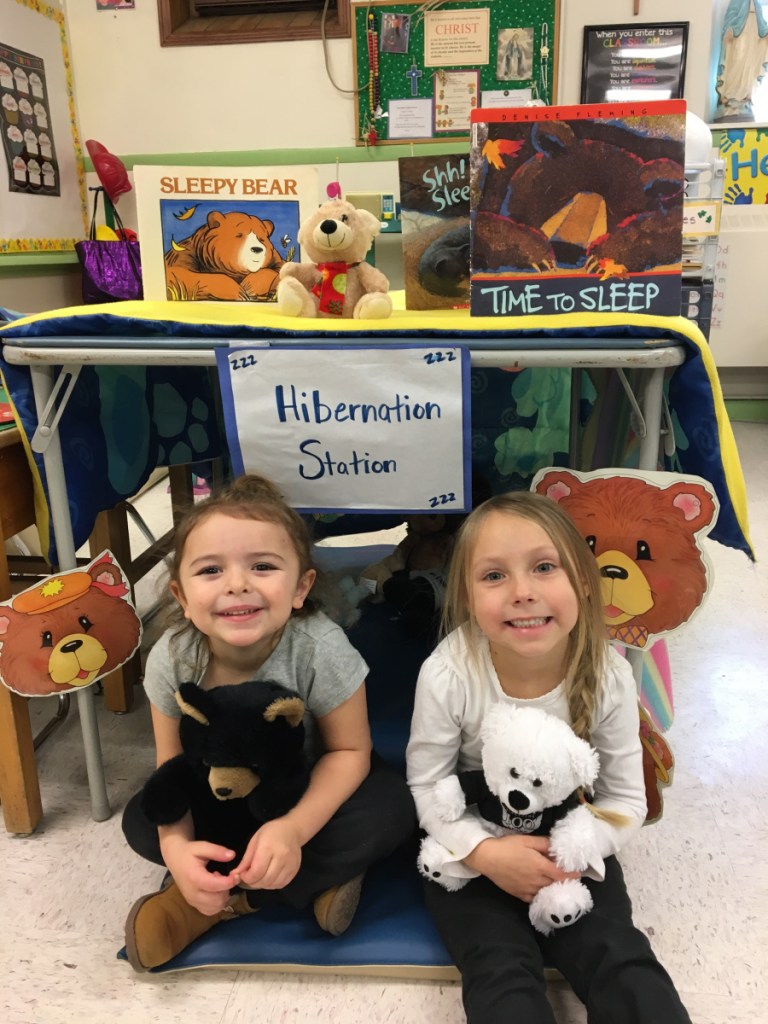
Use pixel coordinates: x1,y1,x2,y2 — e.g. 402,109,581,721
133,164,319,303
468,100,686,318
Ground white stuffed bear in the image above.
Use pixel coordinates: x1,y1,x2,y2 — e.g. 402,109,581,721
418,704,606,936
276,198,392,319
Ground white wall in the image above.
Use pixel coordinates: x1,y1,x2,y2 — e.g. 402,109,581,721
63,2,359,153
64,1,721,156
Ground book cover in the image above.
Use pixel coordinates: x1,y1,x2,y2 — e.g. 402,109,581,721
133,164,319,302
469,101,686,317
398,153,470,310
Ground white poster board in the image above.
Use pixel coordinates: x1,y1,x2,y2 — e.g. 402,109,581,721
216,345,471,513
0,0,87,252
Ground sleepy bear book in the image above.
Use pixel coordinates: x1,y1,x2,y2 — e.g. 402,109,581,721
399,153,470,311
133,164,319,302
469,101,686,317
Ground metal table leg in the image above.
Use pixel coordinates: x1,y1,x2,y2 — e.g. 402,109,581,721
29,364,110,822
637,366,666,472
628,365,667,692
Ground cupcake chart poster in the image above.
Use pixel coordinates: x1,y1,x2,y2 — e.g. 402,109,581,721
0,0,87,253
1,42,59,197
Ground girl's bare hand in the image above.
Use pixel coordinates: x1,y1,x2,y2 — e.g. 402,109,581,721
464,835,581,902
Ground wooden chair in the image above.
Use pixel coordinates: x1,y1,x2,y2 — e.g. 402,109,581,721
0,427,43,833
0,439,198,833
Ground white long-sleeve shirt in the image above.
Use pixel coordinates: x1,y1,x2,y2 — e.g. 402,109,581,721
406,628,647,881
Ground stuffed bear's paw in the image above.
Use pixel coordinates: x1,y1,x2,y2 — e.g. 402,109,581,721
549,805,602,872
433,775,467,821
529,878,593,936
276,276,315,317
353,291,392,320
417,836,469,892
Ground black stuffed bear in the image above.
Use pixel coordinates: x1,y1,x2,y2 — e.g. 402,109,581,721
140,680,310,871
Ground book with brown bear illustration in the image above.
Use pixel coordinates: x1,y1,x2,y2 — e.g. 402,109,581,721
398,153,471,311
133,164,319,303
469,101,686,317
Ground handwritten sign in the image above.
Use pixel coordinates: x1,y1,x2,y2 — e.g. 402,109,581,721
216,345,471,513
683,199,721,238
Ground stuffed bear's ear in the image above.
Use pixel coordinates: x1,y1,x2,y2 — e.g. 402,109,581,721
569,740,600,790
175,684,211,726
263,695,305,728
356,208,382,237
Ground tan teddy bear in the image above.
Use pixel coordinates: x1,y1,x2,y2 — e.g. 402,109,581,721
276,199,392,319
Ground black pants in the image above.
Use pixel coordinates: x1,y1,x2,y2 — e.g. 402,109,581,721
425,856,691,1024
122,751,416,910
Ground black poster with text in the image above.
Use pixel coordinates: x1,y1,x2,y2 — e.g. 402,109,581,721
581,24,688,105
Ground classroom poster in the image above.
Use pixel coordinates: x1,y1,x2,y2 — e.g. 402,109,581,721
469,101,686,317
0,0,87,252
216,345,472,514
133,164,319,302
0,42,59,197
718,127,768,205
580,24,688,104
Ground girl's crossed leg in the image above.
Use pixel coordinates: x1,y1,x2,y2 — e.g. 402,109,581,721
425,857,691,1024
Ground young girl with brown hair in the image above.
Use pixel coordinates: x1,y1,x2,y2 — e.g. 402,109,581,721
122,475,414,971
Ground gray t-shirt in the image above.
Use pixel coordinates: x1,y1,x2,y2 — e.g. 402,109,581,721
143,610,368,761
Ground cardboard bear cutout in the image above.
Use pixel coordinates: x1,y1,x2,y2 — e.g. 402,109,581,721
532,468,718,648
532,468,719,823
0,551,142,697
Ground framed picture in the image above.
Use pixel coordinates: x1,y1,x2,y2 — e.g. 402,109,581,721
380,12,410,54
496,27,534,82
581,23,688,104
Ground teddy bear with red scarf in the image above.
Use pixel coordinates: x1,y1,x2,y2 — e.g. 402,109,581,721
276,198,392,319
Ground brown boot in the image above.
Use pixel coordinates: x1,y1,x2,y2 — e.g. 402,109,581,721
313,872,365,936
124,881,254,972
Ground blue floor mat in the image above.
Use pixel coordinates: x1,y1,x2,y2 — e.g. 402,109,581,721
142,843,457,977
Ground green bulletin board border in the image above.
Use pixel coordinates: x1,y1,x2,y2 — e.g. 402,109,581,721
352,0,560,147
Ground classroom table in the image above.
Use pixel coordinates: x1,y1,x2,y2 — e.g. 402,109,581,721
0,301,749,824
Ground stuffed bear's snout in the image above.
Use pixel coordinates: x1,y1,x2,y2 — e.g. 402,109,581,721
507,789,530,810
208,765,260,801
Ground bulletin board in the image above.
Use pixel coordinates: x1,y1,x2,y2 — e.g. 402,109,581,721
0,0,87,252
352,0,560,146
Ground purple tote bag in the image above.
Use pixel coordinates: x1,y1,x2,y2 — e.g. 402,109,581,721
75,187,143,303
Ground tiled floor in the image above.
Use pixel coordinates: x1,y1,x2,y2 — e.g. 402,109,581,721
2,422,766,1023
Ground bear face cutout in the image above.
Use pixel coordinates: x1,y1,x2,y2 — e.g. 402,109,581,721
533,468,718,647
0,551,142,696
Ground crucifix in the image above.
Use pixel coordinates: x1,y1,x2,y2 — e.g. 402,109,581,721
406,64,423,96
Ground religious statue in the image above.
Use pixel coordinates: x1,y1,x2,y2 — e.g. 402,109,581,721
714,0,768,122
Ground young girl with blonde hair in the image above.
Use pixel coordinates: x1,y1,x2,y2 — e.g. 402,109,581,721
122,475,414,971
407,491,691,1022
